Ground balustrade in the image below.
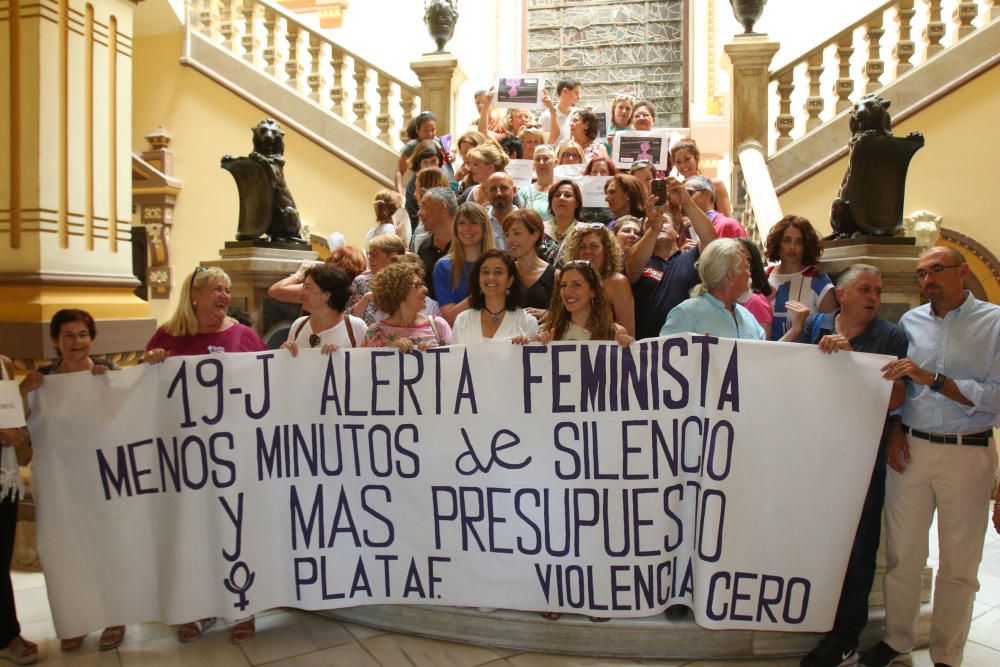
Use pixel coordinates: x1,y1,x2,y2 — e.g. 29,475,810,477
765,0,992,153
186,0,421,150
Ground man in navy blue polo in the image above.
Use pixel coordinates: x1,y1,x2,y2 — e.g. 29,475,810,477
788,264,907,667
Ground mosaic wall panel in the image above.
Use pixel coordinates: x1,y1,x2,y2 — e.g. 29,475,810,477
526,0,687,127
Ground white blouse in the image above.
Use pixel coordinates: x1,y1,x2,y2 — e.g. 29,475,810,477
452,308,540,345
287,314,368,349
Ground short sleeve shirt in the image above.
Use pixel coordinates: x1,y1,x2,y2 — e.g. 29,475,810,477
632,247,701,340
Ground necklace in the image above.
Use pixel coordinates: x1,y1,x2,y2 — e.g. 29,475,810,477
483,306,506,324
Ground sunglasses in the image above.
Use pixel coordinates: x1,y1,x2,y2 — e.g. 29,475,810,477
189,266,208,293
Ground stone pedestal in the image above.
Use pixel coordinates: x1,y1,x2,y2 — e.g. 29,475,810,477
410,54,467,137
723,35,780,220
204,244,317,345
819,238,923,323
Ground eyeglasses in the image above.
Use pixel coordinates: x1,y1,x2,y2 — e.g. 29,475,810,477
629,160,653,170
685,188,703,195
553,191,578,200
915,264,961,280
189,266,208,292
563,259,594,269
577,222,606,230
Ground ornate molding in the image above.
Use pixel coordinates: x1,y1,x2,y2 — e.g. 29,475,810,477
132,127,182,300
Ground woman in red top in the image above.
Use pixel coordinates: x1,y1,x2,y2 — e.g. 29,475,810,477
143,266,264,645
145,267,266,362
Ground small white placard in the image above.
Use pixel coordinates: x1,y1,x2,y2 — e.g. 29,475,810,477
580,176,611,208
505,159,535,189
593,108,610,141
553,164,585,182
612,130,670,170
0,381,25,429
492,75,545,109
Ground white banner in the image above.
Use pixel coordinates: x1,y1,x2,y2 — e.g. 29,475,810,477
0,381,25,428
28,337,892,637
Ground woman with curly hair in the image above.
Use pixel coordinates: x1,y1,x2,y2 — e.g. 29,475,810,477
362,262,451,351
539,260,632,347
452,250,539,344
764,215,836,340
560,224,635,336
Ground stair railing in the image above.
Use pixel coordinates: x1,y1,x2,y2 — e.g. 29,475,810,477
186,0,421,149
767,0,996,153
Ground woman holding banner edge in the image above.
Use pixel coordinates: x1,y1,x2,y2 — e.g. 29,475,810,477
18,309,126,653
143,266,265,644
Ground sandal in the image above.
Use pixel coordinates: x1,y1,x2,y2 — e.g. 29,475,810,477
588,616,610,622
0,636,38,665
229,617,255,645
99,626,126,651
538,612,561,621
176,618,217,643
60,636,85,652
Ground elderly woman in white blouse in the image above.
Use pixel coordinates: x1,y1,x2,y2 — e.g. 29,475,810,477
452,250,538,344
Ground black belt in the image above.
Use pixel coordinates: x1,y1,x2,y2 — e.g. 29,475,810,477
902,425,993,447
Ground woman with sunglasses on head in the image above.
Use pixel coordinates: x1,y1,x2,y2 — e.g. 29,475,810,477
281,265,367,356
145,267,266,364
560,224,635,336
628,160,655,195
17,310,125,655
452,250,539,345
539,260,633,348
143,266,264,645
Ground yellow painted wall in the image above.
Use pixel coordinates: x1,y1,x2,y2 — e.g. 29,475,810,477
778,64,1000,247
132,31,384,325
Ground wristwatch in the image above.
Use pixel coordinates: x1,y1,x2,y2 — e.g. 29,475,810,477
930,372,947,392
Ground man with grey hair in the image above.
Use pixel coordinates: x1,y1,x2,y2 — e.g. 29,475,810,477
658,237,765,339
861,247,1000,667
791,263,908,667
684,175,746,239
415,187,456,300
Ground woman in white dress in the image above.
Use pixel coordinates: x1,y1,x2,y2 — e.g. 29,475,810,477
452,250,539,345
282,265,368,354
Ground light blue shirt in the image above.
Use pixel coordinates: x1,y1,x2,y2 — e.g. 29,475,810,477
485,206,510,251
659,292,766,340
899,291,1000,433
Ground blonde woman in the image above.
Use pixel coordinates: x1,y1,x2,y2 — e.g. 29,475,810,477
453,130,486,188
458,141,509,207
433,202,496,325
145,267,265,362
560,224,635,336
143,266,264,645
517,126,546,160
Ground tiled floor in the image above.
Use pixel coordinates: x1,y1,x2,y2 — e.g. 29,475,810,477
11,524,1000,666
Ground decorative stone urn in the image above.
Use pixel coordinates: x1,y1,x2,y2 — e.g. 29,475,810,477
424,0,459,53
729,0,767,34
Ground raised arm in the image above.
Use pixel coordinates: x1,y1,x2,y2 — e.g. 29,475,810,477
542,89,560,146
666,177,716,250
625,194,669,283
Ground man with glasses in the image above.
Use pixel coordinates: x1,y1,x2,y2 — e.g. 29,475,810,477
859,247,1000,667
684,175,746,239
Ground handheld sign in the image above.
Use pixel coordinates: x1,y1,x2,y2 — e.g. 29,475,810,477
593,108,610,142
0,381,25,429
493,75,545,109
612,130,669,170
506,159,535,190
580,176,611,208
